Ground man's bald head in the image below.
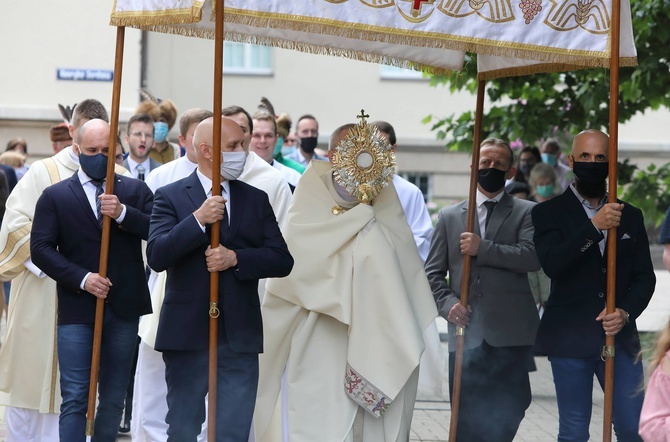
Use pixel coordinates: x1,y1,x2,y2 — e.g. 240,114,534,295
328,123,356,161
569,129,609,167
75,119,111,156
193,117,246,177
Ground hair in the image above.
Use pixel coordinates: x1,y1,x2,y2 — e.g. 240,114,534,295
6,137,27,154
528,162,558,189
542,138,562,154
252,109,277,134
127,113,155,135
136,95,178,129
297,114,318,131
71,99,109,130
276,113,292,140
649,320,670,375
329,123,356,151
222,106,253,133
178,108,214,137
480,137,514,167
371,121,396,146
513,145,541,182
0,151,26,168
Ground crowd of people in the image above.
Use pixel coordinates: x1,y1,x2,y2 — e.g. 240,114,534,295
0,95,666,442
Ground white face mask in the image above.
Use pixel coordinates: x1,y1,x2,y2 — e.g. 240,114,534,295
219,151,247,181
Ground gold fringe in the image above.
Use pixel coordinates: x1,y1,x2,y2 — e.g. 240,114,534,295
478,57,638,80
110,0,203,27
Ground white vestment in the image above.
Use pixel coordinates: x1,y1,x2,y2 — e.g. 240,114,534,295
255,161,437,442
271,160,302,188
392,174,444,400
132,152,292,442
0,147,128,440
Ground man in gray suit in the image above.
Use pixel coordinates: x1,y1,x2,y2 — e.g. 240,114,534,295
122,113,162,181
425,137,541,442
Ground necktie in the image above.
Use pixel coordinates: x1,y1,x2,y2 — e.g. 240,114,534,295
93,180,104,226
137,165,145,181
484,200,497,228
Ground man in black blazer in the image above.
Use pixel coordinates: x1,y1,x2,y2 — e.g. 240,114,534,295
532,129,655,441
147,117,293,442
30,119,153,442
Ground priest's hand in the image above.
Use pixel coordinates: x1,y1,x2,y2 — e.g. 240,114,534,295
85,273,112,299
205,245,238,272
194,196,227,226
99,194,124,219
460,232,480,257
448,303,472,328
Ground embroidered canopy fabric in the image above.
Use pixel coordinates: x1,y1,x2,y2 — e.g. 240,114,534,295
110,0,637,78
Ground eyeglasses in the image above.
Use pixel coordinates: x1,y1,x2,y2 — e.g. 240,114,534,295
115,154,124,162
130,132,154,140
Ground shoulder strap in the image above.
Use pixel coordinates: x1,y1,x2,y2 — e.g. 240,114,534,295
43,158,61,185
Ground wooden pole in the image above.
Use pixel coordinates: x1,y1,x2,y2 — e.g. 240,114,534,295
85,25,125,437
448,79,486,442
603,0,621,439
207,0,225,439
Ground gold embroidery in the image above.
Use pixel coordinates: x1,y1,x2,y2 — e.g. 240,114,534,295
544,0,610,34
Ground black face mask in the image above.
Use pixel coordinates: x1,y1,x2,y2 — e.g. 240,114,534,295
79,153,108,181
519,163,534,178
478,167,507,193
573,161,608,199
300,137,318,154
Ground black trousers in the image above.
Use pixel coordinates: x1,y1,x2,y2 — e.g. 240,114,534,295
448,341,533,442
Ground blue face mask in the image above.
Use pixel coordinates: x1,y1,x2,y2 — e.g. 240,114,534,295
154,122,169,143
79,153,108,181
541,153,558,166
536,184,555,198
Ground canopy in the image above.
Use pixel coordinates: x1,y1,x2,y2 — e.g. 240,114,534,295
111,0,637,78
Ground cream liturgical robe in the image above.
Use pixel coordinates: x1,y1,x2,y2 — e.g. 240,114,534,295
255,161,437,442
0,147,128,414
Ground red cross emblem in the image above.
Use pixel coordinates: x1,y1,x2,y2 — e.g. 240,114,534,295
404,0,436,17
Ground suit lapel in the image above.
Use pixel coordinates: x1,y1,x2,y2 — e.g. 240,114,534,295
483,193,512,240
184,171,207,211
69,173,100,229
461,203,481,237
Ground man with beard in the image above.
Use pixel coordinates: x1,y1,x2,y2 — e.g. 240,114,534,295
532,129,655,441
425,137,540,441
284,114,327,166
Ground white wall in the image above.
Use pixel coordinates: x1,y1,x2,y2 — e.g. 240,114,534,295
0,1,142,157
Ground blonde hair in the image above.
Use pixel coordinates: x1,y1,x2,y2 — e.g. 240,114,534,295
0,151,26,168
649,319,670,374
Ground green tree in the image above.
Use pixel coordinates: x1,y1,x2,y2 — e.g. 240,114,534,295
424,0,670,226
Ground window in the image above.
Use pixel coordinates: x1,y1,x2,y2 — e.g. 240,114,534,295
399,172,431,202
224,42,272,75
379,64,425,80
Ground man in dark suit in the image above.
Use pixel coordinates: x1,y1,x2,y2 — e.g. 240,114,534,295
532,129,655,442
147,117,293,441
30,118,153,442
425,137,541,441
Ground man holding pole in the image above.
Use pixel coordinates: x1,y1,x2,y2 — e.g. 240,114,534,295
147,116,293,441
30,118,153,442
425,137,540,441
532,129,655,441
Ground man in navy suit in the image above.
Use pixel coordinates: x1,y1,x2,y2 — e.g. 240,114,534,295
532,129,655,441
147,117,293,441
30,119,153,442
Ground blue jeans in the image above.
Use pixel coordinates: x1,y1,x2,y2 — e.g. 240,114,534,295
550,343,644,442
57,308,139,442
163,330,259,442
